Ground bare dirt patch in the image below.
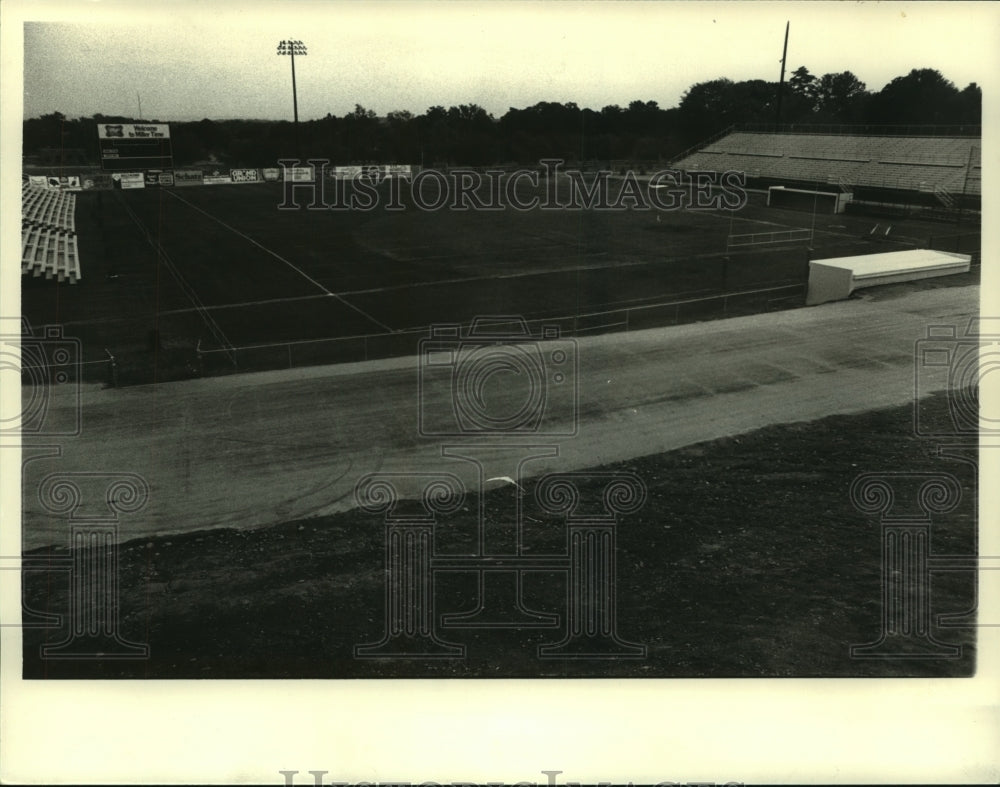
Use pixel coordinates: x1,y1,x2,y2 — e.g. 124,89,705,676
22,390,976,679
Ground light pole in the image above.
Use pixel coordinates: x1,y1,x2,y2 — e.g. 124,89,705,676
276,39,307,158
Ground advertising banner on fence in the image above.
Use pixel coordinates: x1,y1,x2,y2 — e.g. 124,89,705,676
115,172,145,190
285,166,315,182
174,169,204,186
203,174,233,185
329,164,413,180
230,168,260,183
144,170,162,187
49,176,82,191
27,175,83,190
332,165,363,179
261,168,280,181
158,171,175,186
81,174,114,190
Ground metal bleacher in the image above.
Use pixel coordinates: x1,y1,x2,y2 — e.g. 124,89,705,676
21,182,81,284
674,131,981,198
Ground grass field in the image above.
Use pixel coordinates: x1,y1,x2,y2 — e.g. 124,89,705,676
22,175,973,383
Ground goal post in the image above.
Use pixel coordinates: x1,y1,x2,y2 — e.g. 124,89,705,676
767,185,851,214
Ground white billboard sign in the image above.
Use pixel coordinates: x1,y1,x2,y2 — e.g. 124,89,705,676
97,123,171,139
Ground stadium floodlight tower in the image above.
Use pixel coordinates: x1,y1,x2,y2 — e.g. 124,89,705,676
276,39,307,158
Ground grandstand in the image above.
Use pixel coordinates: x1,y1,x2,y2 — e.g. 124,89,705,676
21,181,81,284
672,128,981,212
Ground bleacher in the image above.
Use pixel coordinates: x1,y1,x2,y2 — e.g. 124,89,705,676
21,182,81,284
674,131,981,197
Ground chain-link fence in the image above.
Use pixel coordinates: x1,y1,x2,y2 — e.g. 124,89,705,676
927,232,981,264
194,282,807,376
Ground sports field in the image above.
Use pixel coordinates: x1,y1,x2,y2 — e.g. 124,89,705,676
22,174,966,381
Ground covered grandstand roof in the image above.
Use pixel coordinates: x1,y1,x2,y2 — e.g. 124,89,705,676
673,131,980,195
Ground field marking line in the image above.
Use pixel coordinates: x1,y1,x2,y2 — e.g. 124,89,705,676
164,188,393,333
156,293,331,316
114,191,237,361
155,253,653,314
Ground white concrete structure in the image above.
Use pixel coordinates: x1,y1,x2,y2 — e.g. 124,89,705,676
807,248,971,305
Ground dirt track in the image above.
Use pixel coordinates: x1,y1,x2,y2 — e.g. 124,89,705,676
20,283,978,550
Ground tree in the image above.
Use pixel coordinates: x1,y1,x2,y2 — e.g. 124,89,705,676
955,83,982,125
812,71,867,122
385,110,417,161
342,104,380,160
445,104,497,165
866,68,961,124
678,78,778,142
788,66,818,104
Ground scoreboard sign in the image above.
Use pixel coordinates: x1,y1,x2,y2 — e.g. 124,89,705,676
98,123,173,172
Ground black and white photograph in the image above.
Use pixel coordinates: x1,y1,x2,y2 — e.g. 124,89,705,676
1,0,997,783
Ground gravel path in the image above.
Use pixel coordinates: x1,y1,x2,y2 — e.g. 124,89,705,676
19,284,978,550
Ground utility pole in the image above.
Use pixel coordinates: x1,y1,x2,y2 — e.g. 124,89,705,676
276,40,308,159
956,144,975,231
775,22,789,128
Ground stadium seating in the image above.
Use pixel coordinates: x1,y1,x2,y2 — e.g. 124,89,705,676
676,132,981,196
21,183,80,283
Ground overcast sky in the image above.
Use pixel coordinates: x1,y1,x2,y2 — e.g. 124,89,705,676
16,2,1000,121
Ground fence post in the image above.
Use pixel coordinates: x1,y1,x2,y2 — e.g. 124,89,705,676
288,343,293,369
104,348,117,388
195,339,204,377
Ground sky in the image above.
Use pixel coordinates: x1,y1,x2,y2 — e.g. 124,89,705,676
16,1,999,122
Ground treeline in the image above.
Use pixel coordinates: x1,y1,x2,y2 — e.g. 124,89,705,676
24,67,981,168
